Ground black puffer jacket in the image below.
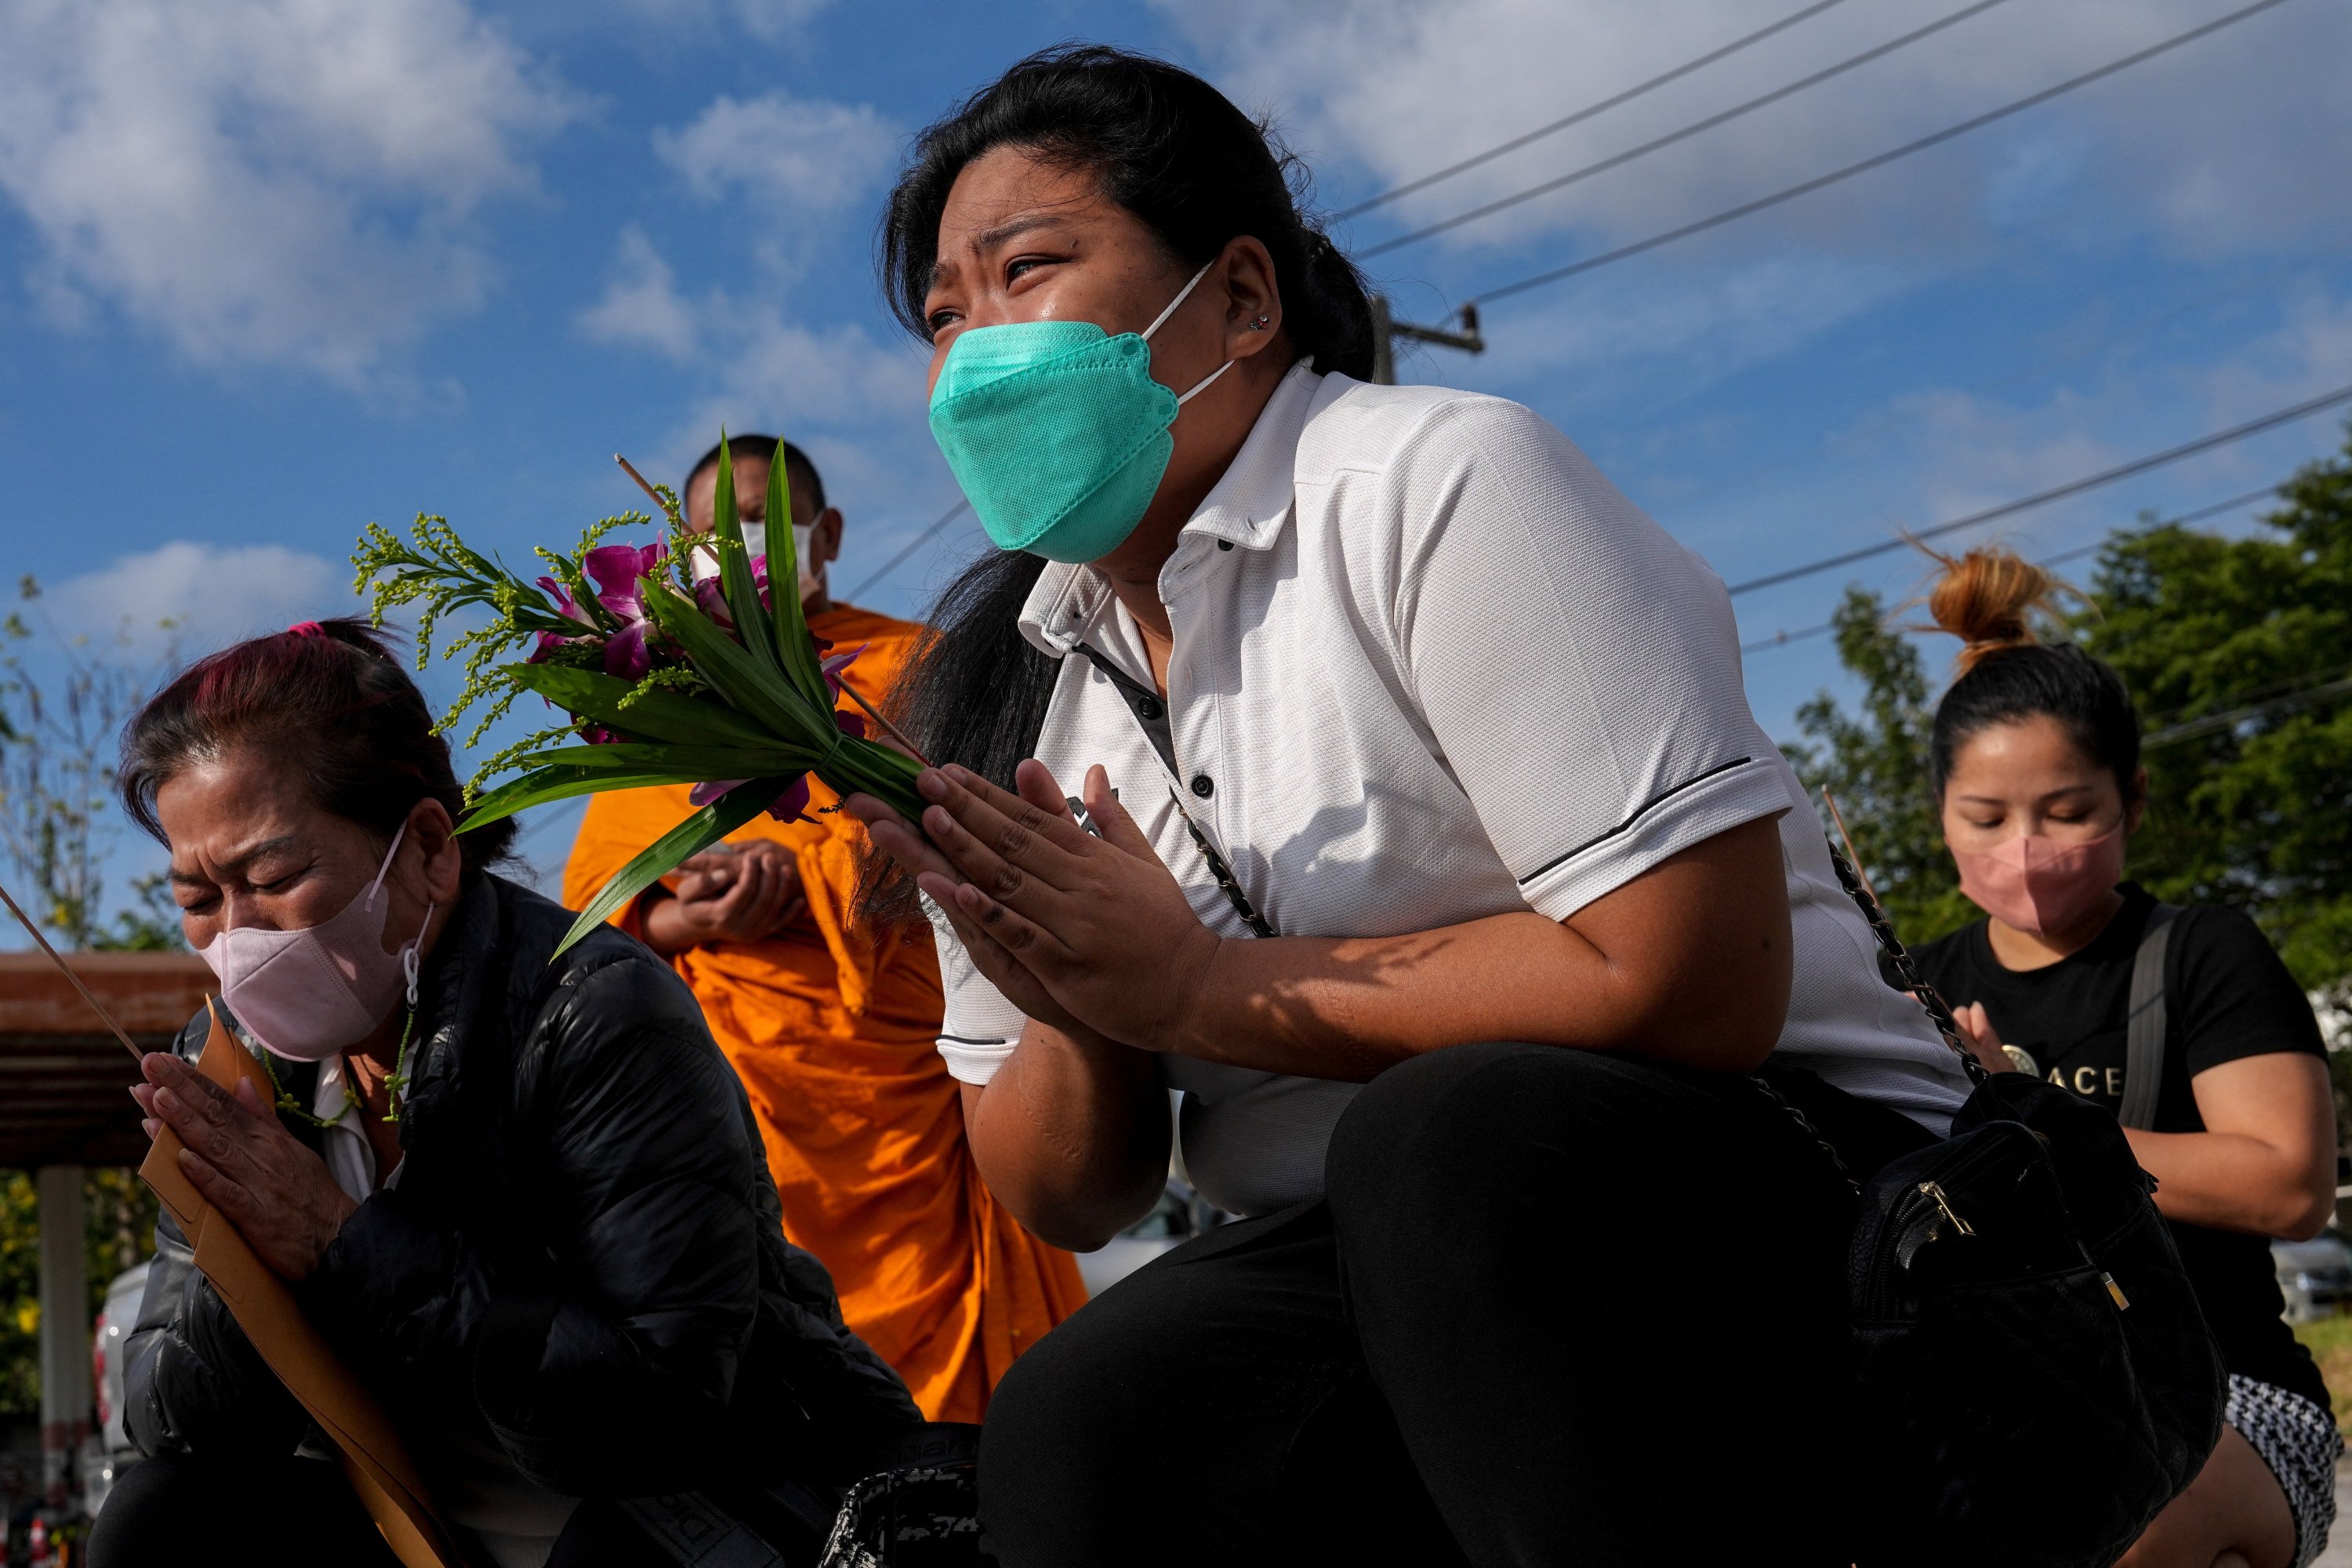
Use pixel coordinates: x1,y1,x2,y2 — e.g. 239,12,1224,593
124,871,919,1500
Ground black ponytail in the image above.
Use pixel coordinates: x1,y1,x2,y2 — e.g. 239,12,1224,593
866,45,1372,920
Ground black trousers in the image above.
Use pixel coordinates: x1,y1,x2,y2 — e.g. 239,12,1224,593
88,1449,819,1567
978,1044,1881,1567
89,1450,402,1568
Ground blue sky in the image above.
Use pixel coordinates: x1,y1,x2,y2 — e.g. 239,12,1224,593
3,0,2349,924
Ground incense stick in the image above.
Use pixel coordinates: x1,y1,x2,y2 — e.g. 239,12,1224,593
1818,789,1882,908
833,677,932,768
614,453,669,514
0,878,147,1061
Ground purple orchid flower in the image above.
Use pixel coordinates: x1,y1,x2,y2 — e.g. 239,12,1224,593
688,775,815,825
583,542,666,622
821,644,867,696
536,575,597,633
766,776,812,824
603,619,652,681
691,556,771,632
579,724,622,746
578,540,666,680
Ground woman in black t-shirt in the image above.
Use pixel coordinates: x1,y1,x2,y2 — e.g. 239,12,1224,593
1907,546,2339,1568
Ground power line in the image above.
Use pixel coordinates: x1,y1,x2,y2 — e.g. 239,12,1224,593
1334,0,1857,221
843,498,972,603
2145,670,2352,748
1665,245,2335,517
1359,0,2014,260
1737,488,2276,655
1725,382,2352,598
2143,657,2352,732
1465,0,2299,308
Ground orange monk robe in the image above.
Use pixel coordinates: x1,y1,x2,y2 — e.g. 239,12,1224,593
562,601,1086,1422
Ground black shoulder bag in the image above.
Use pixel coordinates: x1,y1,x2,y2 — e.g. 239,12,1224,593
1809,855,2224,1568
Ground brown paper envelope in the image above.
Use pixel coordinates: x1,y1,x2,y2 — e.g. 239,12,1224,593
139,1000,474,1568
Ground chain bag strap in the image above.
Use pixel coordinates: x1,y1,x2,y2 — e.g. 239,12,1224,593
1817,839,1986,1086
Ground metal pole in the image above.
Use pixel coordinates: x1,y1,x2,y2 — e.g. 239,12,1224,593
1370,295,1396,385
1370,296,1484,386
37,1163,90,1512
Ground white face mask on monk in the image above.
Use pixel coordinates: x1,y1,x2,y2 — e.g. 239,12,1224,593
689,520,822,604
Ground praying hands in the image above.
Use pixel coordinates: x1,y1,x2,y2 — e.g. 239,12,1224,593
132,1051,358,1282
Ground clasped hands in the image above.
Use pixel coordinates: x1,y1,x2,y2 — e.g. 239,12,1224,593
132,1053,358,1282
643,839,804,954
846,758,1222,1053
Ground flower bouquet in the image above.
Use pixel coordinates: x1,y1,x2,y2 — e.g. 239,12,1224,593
353,437,927,955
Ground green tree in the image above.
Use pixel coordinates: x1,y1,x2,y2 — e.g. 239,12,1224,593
0,574,181,949
1787,586,1975,945
1,579,176,1419
2085,440,2352,1001
0,1171,161,1420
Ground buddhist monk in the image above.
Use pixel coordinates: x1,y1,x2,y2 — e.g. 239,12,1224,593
564,436,1084,1422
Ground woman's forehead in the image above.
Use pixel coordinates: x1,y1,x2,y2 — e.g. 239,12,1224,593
158,750,336,862
1949,716,2110,789
937,151,1106,256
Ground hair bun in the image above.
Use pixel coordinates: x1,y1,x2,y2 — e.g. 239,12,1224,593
1923,545,2066,674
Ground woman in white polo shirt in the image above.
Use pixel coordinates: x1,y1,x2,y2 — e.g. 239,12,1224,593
852,45,1972,1566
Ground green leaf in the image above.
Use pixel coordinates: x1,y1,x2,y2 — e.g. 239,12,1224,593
767,452,827,698
555,778,788,956
513,742,818,777
510,663,775,748
459,765,703,831
708,432,783,673
640,583,835,744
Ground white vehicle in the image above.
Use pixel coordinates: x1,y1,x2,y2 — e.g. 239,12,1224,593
82,1261,151,1519
2273,1233,2352,1324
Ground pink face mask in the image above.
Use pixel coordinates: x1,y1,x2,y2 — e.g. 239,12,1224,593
195,822,436,1062
1951,823,2125,938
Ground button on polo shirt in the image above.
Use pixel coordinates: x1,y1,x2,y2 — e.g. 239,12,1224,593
927,363,1969,1218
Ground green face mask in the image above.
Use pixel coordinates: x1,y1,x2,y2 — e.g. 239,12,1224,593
927,263,1234,564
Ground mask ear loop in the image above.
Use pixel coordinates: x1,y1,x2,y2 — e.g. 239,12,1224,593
362,821,411,914
364,816,435,1123
1142,261,1215,341
1142,261,1240,407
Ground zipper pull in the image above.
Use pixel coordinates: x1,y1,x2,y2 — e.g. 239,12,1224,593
2075,1238,2131,1309
1918,1180,1976,1236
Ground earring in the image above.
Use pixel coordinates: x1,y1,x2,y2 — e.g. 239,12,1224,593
1251,314,1271,330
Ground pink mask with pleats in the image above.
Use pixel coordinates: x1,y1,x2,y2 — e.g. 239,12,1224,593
1951,824,2125,938
194,822,435,1061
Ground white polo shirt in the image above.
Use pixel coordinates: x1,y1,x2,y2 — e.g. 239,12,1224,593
928,361,1969,1218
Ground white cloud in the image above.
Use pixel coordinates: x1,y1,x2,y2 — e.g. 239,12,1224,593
606,0,836,43
0,0,574,386
654,91,899,211
1160,0,2352,275
42,542,358,661
576,227,702,361
573,224,959,608
578,228,928,436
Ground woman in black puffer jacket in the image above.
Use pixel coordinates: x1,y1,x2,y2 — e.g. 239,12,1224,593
94,620,919,1568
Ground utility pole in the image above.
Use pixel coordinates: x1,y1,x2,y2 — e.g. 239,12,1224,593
1370,296,1486,385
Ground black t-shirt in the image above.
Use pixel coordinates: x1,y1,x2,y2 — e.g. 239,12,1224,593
1914,882,2330,1408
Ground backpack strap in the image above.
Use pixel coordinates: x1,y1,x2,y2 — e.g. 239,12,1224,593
2118,904,2181,1131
